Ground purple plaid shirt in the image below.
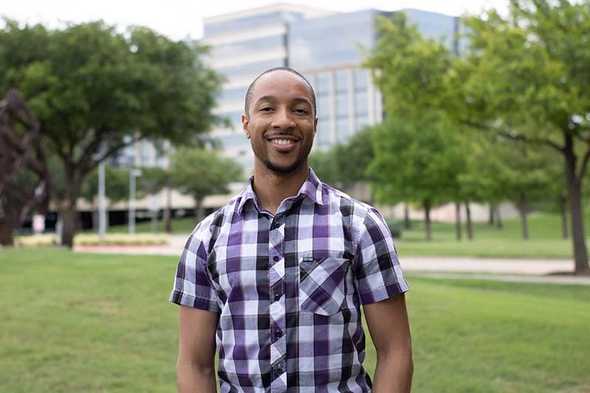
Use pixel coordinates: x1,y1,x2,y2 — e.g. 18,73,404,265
170,168,408,393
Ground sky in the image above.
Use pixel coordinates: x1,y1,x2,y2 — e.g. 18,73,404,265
1,0,509,40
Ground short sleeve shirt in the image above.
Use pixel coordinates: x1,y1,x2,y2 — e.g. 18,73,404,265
170,168,408,393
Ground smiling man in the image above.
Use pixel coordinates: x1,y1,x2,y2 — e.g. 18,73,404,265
170,67,413,393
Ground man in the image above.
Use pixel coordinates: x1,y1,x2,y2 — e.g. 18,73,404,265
170,67,412,393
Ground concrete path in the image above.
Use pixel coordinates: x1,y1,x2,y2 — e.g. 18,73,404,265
73,235,590,285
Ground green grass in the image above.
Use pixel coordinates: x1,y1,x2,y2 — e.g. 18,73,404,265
103,213,578,259
396,213,576,259
1,249,589,393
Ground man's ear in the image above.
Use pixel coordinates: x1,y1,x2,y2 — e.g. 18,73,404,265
314,117,318,134
241,113,250,139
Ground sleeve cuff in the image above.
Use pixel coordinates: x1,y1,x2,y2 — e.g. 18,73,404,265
359,281,409,305
169,290,220,313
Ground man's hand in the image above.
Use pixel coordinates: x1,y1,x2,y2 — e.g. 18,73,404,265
364,294,413,393
176,306,219,393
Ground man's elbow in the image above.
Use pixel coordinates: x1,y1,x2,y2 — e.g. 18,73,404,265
176,355,215,376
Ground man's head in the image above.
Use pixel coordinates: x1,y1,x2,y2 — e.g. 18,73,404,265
242,67,318,176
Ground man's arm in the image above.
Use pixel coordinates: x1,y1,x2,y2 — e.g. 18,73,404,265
176,305,219,393
364,293,413,393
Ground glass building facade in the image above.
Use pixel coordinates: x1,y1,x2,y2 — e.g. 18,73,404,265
203,4,462,173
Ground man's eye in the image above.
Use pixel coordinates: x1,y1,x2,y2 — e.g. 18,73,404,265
294,108,309,114
260,107,273,112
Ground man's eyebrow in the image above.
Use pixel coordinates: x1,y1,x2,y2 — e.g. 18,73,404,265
253,96,276,105
255,95,312,103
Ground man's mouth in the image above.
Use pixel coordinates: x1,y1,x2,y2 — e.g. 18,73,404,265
266,136,300,151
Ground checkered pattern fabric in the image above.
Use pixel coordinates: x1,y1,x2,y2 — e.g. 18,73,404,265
170,168,409,393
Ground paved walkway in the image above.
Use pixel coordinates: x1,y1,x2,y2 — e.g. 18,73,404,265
74,235,590,285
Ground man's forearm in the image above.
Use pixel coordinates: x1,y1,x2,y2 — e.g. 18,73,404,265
177,362,217,393
371,350,413,393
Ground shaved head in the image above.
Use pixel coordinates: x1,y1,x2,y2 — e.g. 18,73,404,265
244,67,317,117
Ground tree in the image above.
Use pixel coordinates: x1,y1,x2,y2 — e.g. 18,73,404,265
369,115,465,241
365,13,466,241
170,148,242,223
309,149,340,188
79,165,130,231
0,89,49,245
310,127,375,191
0,19,221,247
137,166,170,232
450,1,590,274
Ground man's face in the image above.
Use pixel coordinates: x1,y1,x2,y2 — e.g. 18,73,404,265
242,71,317,175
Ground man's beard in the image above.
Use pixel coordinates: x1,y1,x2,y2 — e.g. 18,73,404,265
262,155,306,175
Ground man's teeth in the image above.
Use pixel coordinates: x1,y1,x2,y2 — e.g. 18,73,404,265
272,139,294,145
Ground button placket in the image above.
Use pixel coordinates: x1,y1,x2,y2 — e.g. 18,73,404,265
268,220,286,391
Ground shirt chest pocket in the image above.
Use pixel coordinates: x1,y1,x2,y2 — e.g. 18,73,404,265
299,256,350,316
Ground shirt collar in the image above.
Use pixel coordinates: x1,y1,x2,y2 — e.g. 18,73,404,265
237,167,325,216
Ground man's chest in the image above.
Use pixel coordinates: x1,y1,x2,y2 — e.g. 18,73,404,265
206,209,357,316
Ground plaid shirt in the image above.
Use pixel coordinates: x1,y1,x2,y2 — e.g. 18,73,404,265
170,169,408,393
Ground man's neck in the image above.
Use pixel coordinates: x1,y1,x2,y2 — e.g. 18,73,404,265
252,162,309,215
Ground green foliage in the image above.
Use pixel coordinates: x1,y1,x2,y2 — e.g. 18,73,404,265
309,149,340,186
368,114,465,206
170,148,242,204
454,1,590,139
365,13,468,207
137,166,169,197
366,12,452,117
310,127,375,189
0,19,222,245
81,166,130,204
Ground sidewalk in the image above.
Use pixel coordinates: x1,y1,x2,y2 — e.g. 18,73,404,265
73,235,590,285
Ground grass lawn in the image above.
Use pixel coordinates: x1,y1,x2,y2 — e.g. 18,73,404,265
1,248,589,393
103,213,578,259
396,213,575,259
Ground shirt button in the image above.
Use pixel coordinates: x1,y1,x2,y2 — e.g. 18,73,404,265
273,256,280,262
273,291,281,302
274,329,283,340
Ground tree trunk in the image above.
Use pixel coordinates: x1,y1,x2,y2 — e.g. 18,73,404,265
560,193,569,240
164,186,172,233
195,197,204,225
403,203,411,229
465,202,474,240
495,206,503,229
488,204,495,226
564,134,590,275
60,167,82,248
423,199,432,241
60,207,78,248
455,202,462,241
0,207,16,246
517,193,529,240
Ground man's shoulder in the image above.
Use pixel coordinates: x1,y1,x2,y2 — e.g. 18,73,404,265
185,195,242,246
321,182,377,221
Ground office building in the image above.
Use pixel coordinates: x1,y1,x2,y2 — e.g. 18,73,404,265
202,4,462,172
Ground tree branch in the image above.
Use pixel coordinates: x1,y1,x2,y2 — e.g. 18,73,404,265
460,119,564,152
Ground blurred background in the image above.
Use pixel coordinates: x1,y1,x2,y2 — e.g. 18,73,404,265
1,1,589,392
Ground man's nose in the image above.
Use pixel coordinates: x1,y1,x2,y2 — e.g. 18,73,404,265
271,107,295,129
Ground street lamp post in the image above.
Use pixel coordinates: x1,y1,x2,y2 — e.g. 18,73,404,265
128,168,142,234
98,161,107,240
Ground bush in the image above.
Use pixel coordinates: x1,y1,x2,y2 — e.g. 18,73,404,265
386,220,403,239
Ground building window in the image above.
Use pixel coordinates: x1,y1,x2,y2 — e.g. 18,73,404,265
318,95,331,119
336,93,348,117
335,70,349,93
316,73,331,95
355,90,368,116
354,69,368,91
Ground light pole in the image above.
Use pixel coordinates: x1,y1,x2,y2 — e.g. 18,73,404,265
128,168,142,234
98,161,107,240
